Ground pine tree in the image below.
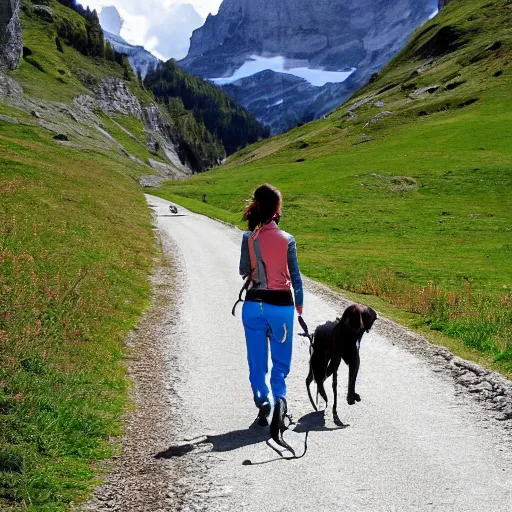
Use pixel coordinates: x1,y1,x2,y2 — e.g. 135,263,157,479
105,41,115,62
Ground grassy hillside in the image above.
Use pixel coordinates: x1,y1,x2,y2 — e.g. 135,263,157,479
153,0,512,374
14,1,266,173
0,2,159,510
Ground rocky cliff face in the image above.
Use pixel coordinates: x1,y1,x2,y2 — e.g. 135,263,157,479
180,0,439,133
0,0,22,71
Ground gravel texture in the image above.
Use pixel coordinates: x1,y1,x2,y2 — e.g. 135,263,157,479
83,195,512,512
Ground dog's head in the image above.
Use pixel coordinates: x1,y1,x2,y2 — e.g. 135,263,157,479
341,304,378,334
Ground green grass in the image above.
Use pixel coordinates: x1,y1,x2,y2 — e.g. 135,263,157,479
1,7,168,507
98,113,156,165
153,0,512,375
0,121,154,509
14,12,118,103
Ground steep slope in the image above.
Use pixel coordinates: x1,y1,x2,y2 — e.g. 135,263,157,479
1,4,159,511
155,0,512,372
180,0,439,134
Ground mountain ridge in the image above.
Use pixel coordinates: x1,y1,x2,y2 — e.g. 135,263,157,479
179,0,439,133
103,29,161,80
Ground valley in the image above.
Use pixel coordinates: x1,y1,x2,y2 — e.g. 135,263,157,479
1,0,511,510
154,0,512,375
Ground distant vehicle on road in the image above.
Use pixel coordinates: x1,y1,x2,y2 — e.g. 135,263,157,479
169,205,178,214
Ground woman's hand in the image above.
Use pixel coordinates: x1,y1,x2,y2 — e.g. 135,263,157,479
295,305,303,315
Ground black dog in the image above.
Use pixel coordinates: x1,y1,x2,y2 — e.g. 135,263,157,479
305,304,377,426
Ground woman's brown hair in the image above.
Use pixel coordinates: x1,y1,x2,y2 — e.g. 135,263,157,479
243,184,282,232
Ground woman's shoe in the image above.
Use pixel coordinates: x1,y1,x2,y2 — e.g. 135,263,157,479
251,402,271,428
270,397,295,456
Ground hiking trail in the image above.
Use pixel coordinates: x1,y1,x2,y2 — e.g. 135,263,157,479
84,195,512,512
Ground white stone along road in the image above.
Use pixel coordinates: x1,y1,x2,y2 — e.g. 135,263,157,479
85,195,512,512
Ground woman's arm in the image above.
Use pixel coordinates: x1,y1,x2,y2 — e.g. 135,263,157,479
287,237,303,310
239,233,251,277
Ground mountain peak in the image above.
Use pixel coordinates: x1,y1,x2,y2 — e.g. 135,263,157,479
99,5,123,37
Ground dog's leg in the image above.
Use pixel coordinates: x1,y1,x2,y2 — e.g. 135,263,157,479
326,357,344,426
347,351,361,405
306,368,317,411
326,356,341,379
316,379,328,407
332,369,346,427
311,351,329,408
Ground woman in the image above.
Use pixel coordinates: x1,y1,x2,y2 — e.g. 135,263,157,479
239,184,303,430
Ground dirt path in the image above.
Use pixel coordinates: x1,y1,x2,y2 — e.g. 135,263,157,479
84,195,512,511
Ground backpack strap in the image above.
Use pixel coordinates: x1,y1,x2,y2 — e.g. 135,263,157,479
232,228,269,316
248,229,268,289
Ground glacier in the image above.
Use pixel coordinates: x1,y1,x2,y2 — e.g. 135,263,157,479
211,56,356,87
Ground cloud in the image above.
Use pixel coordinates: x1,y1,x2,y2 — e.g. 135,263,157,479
80,1,221,59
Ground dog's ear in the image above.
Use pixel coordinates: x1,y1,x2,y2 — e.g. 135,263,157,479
362,306,378,332
341,305,364,332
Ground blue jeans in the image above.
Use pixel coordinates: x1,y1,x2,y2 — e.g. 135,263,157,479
242,301,294,406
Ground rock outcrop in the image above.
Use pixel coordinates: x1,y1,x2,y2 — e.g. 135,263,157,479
0,0,22,71
75,78,143,118
180,0,439,133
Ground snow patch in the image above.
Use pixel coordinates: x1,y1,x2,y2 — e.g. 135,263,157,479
211,56,356,87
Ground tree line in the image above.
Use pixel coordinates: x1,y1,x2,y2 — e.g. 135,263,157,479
144,59,269,156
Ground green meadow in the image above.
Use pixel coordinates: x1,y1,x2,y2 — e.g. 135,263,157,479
0,110,155,510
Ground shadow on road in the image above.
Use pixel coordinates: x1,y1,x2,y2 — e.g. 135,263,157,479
154,410,346,459
292,411,349,433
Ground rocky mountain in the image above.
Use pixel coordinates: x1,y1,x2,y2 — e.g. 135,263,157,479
100,3,204,62
104,30,161,80
98,5,123,35
179,0,440,134
0,0,22,71
97,5,161,80
2,1,266,175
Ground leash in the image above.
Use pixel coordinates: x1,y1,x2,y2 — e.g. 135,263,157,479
231,276,251,316
298,315,314,356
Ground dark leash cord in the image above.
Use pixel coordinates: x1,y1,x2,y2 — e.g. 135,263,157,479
234,284,314,463
232,276,251,316
298,315,314,350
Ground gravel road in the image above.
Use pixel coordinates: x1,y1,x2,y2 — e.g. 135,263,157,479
84,195,512,512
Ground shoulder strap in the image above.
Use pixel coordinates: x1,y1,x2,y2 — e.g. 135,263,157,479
248,229,268,289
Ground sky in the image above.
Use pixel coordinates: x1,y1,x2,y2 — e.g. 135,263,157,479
81,1,223,60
